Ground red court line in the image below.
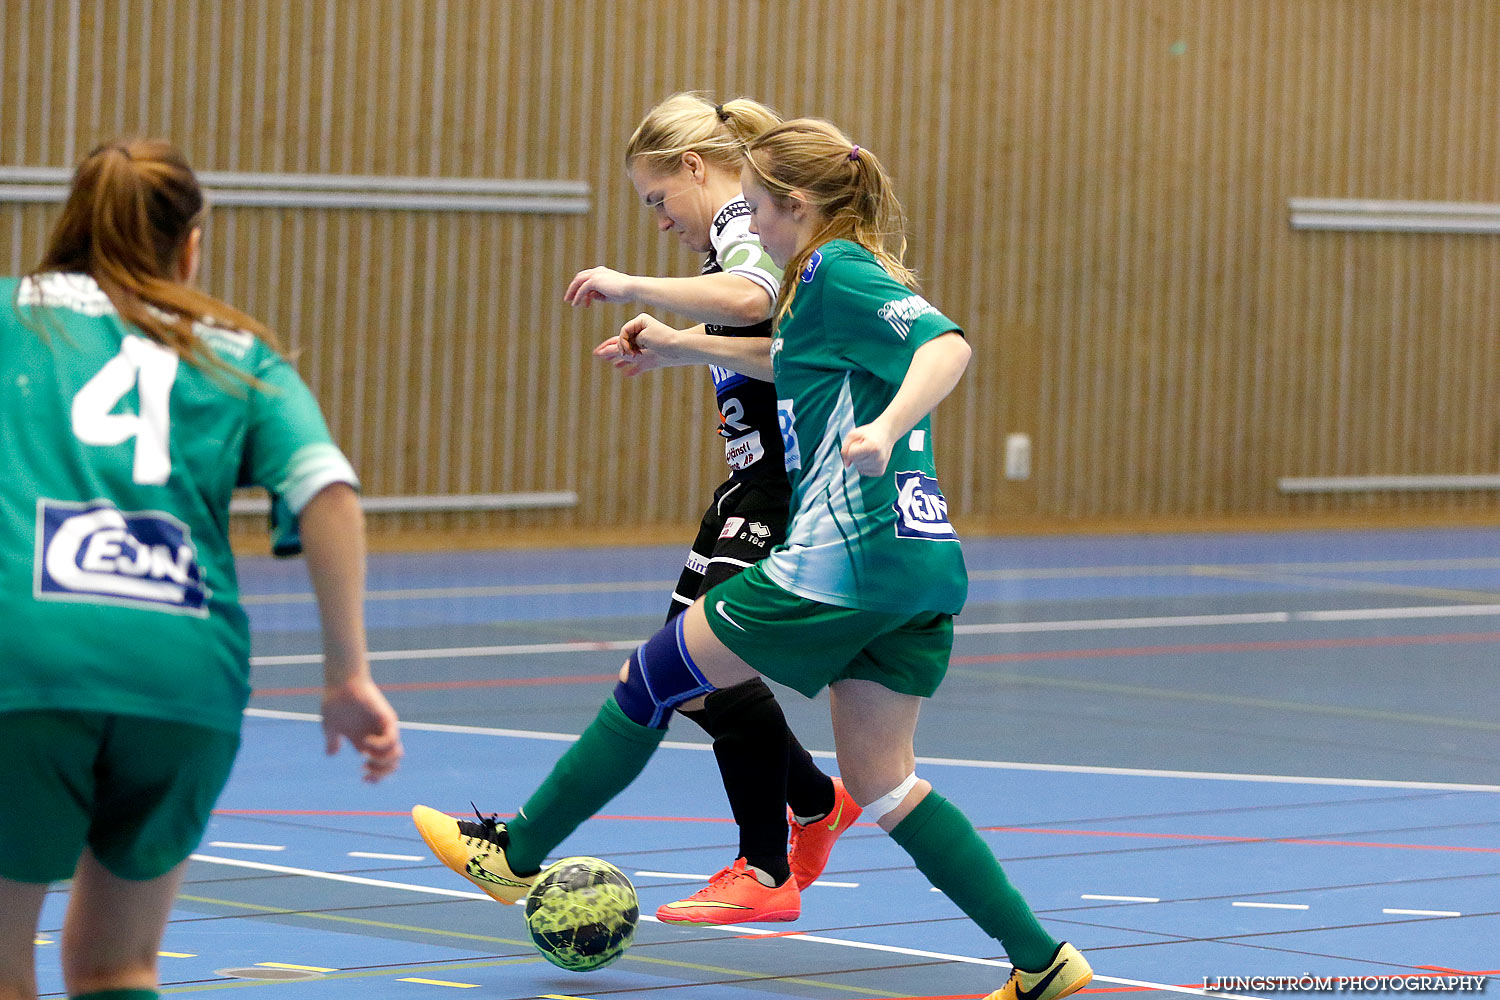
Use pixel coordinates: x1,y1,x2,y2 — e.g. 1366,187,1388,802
951,629,1500,666
978,825,1500,855
1416,967,1500,976
823,993,1204,1000
1079,988,1204,995
253,673,617,696
207,810,1495,853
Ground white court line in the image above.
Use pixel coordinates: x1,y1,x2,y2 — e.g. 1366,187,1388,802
248,603,1500,667
189,854,493,899
242,580,673,606
186,854,1252,999
241,708,1500,793
956,612,1291,634
349,852,427,861
1232,901,1310,910
1383,907,1462,917
207,841,286,852
252,639,638,667
634,870,710,880
1082,894,1160,903
1297,604,1500,621
632,869,857,889
239,556,1500,604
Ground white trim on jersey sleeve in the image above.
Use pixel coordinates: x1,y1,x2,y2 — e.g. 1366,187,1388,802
710,197,781,300
274,442,361,514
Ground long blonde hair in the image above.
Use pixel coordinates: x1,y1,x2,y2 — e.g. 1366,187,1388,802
23,138,280,376
624,92,781,175
744,119,914,323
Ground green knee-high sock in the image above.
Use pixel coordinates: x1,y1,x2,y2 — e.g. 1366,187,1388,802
889,790,1058,971
71,990,160,1000
504,697,667,873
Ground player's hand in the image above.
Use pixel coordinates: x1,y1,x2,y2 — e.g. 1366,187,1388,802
592,334,662,376
842,423,896,477
321,674,403,783
592,314,684,376
565,266,637,308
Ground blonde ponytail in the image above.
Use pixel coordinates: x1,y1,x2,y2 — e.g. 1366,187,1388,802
624,92,782,175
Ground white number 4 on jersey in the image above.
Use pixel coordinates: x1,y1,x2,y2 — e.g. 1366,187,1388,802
71,335,180,485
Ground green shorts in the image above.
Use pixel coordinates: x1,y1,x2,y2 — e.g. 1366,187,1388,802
0,710,240,884
703,562,953,698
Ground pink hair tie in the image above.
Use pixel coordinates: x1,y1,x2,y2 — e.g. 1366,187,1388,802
848,145,861,161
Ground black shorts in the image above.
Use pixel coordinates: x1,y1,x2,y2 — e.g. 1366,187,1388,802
666,477,790,623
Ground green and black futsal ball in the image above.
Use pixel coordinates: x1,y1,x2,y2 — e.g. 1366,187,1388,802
524,856,639,972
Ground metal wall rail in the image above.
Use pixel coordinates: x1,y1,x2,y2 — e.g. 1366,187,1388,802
1289,197,1500,235
1279,475,1500,494
230,492,581,515
0,167,590,214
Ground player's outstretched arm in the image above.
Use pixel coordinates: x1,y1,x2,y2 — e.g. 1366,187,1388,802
842,331,972,477
299,482,403,783
593,313,774,380
566,265,771,328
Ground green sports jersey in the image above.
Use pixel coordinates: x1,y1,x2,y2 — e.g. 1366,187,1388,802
0,273,357,733
764,240,968,614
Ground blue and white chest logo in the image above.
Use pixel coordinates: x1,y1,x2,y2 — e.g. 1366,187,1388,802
800,250,823,283
35,499,211,616
892,472,958,540
709,364,747,392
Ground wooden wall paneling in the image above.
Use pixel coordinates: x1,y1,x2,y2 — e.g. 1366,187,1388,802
2,1,1498,539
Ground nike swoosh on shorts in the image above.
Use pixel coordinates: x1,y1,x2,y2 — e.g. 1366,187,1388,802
715,600,748,631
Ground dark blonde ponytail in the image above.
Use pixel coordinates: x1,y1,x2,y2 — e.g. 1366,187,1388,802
744,119,914,323
25,138,281,377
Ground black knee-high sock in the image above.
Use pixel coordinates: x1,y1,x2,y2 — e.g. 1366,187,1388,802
681,678,825,885
785,726,835,822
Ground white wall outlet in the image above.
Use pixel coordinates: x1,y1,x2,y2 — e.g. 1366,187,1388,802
1004,432,1031,480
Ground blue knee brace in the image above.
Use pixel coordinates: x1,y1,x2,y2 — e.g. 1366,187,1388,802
614,614,716,729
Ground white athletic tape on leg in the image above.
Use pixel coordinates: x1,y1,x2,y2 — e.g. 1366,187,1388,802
860,772,920,824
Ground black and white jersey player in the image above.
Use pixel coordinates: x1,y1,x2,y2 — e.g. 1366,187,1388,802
669,195,791,622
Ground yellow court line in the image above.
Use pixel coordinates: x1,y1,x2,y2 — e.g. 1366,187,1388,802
256,962,337,972
169,893,907,997
159,951,197,958
540,994,597,999
34,937,52,946
398,978,480,988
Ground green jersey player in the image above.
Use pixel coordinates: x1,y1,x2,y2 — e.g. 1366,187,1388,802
0,139,402,1000
559,92,855,924
413,118,1092,1000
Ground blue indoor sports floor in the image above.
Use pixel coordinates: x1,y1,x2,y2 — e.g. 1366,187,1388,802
32,527,1500,998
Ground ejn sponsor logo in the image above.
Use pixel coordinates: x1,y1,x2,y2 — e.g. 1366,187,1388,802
893,471,957,540
36,499,209,615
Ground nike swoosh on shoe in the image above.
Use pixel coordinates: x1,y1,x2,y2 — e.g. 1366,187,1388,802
1015,961,1066,1000
466,858,530,888
662,899,751,911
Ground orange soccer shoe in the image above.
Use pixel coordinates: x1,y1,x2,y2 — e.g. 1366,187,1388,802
655,858,801,925
788,776,862,889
